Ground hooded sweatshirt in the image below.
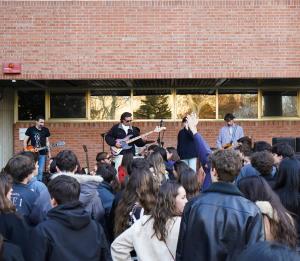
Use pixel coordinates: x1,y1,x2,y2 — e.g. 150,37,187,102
29,201,112,261
51,172,105,223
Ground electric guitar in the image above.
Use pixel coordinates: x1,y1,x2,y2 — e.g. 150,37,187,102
110,126,166,156
25,141,65,153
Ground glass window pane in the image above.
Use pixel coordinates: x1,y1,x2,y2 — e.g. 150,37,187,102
90,90,131,120
218,90,258,119
18,90,45,120
176,89,216,119
262,91,297,117
50,92,86,118
133,89,172,119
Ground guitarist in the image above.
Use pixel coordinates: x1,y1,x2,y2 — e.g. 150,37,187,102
216,113,244,149
105,112,146,170
23,115,51,181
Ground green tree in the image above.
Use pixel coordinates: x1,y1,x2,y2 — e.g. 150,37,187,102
134,95,172,119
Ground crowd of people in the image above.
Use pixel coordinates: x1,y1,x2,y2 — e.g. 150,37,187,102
0,112,299,260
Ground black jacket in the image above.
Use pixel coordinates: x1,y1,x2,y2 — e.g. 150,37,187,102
177,127,198,159
176,182,264,261
105,124,145,155
0,213,30,259
29,201,112,261
1,241,25,261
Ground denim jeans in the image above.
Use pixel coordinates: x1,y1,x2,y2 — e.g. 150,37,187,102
37,155,46,181
182,157,197,172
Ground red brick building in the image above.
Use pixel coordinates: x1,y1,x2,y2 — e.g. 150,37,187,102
0,0,300,167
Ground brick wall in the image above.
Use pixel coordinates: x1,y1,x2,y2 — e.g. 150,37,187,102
1,0,299,79
14,120,300,168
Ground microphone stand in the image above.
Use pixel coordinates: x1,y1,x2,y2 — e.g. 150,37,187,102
100,132,106,152
157,119,164,147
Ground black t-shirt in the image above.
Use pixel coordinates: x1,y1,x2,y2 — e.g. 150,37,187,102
25,126,50,155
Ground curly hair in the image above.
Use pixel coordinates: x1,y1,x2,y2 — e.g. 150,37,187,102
114,168,158,237
151,181,182,242
251,151,274,176
209,149,242,182
0,171,15,213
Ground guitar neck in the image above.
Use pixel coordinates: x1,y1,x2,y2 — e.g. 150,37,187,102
126,130,155,144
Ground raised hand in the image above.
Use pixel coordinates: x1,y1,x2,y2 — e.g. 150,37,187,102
186,112,198,134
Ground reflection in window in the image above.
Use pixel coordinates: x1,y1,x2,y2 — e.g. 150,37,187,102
18,90,45,120
262,91,297,117
218,90,258,119
133,89,172,119
50,92,86,118
90,90,131,120
176,89,216,119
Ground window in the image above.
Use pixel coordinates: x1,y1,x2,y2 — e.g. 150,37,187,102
176,89,216,119
50,92,86,118
262,91,297,117
133,89,172,119
18,90,45,120
90,90,131,120
218,89,258,119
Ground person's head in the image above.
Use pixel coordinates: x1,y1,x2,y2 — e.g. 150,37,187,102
48,175,80,207
48,157,57,174
224,113,235,126
237,241,300,261
166,147,180,161
35,115,45,129
182,116,188,128
237,176,298,248
120,112,132,126
251,151,274,176
253,141,272,152
0,172,15,213
274,157,300,213
55,150,78,173
153,147,168,162
272,143,295,166
128,158,150,176
179,168,200,200
4,155,35,183
152,181,187,242
18,151,39,177
96,163,117,183
209,149,242,182
146,144,159,157
114,168,158,236
147,151,166,184
96,152,112,165
173,160,190,181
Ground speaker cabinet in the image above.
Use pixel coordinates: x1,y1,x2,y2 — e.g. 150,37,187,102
272,137,296,151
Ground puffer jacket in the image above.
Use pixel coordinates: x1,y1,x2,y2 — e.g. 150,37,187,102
176,182,264,261
51,172,105,223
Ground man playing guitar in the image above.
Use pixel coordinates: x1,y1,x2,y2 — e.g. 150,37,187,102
216,113,244,149
23,115,51,182
105,112,147,170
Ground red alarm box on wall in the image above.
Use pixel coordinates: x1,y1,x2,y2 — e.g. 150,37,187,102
2,62,21,74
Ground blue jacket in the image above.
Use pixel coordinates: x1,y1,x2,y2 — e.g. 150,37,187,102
97,181,115,215
193,133,212,190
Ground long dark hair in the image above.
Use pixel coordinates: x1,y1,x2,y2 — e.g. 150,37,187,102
274,157,300,215
173,161,190,181
120,151,134,175
238,176,298,248
179,168,200,200
151,181,182,242
114,168,158,237
0,171,15,213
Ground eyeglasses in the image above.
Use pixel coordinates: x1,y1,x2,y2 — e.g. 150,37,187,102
125,120,132,123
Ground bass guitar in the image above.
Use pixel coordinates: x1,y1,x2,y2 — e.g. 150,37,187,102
110,126,166,156
25,141,65,153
